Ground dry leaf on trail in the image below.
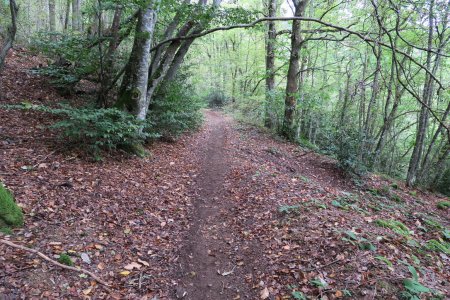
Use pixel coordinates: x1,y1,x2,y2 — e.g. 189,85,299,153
260,287,269,299
138,259,150,267
124,262,142,270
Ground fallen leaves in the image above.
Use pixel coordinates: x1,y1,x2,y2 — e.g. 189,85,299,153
123,262,141,271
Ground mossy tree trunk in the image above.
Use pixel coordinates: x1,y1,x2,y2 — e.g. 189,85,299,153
116,0,159,121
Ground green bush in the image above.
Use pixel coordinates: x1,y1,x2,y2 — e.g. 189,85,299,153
0,183,24,229
148,80,203,140
30,32,102,94
206,91,230,108
50,106,154,156
5,103,153,157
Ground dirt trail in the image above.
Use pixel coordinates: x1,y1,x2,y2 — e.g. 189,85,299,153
175,110,248,299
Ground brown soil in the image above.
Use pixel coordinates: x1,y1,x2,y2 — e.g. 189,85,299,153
174,110,263,299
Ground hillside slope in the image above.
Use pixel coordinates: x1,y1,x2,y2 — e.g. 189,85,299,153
0,50,449,299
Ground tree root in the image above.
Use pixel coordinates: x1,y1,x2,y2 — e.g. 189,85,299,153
0,239,111,289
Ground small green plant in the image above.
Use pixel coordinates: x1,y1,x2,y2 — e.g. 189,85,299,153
391,194,404,203
436,201,450,210
310,277,328,288
58,253,74,266
287,285,306,300
443,229,450,240
278,205,300,214
342,231,376,251
315,202,327,209
423,218,443,230
425,239,450,254
0,183,24,231
400,265,430,299
376,219,411,236
375,256,393,269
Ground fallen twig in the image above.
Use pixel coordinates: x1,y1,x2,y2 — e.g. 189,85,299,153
0,239,111,288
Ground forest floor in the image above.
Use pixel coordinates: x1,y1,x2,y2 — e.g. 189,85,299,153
1,49,449,300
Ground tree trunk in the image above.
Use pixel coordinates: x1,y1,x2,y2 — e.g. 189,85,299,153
64,0,71,31
115,1,159,121
406,0,435,186
48,0,56,32
0,0,18,72
282,0,309,140
72,0,81,31
264,0,277,129
98,5,122,107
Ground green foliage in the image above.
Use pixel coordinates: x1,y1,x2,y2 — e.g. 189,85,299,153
443,229,450,240
149,79,203,140
50,106,152,156
310,278,328,288
423,218,443,230
375,256,393,268
425,239,450,254
206,91,230,108
399,265,430,300
436,201,450,210
5,103,151,157
287,285,306,300
291,291,306,300
376,219,411,236
58,253,74,266
0,182,24,229
278,205,300,214
30,32,99,93
342,230,376,251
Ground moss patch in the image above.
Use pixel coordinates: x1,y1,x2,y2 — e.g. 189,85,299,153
58,253,74,266
0,183,24,230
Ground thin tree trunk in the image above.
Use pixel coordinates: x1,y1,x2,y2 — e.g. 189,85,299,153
64,0,71,31
0,0,18,72
72,0,81,31
264,0,277,129
48,0,56,32
407,0,436,186
282,0,309,140
98,5,122,107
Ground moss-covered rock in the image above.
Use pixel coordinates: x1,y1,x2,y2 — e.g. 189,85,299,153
0,182,24,228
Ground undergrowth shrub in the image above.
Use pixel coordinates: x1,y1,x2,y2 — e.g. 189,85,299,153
148,79,203,140
206,91,230,108
5,103,153,158
51,106,153,155
0,182,24,230
30,32,99,94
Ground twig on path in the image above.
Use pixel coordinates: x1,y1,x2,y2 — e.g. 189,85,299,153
31,150,57,169
0,239,111,288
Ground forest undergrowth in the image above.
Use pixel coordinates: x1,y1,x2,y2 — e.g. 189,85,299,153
0,50,449,299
